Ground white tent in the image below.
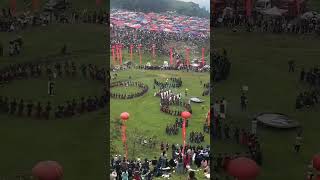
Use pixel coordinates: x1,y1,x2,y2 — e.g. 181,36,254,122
262,7,287,16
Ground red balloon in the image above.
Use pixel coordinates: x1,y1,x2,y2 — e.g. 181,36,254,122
120,112,130,121
227,157,260,180
181,111,191,119
313,154,320,170
32,161,63,180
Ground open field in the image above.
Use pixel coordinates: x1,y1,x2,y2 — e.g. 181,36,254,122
213,29,320,180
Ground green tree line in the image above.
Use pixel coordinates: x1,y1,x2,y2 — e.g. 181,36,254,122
111,0,209,18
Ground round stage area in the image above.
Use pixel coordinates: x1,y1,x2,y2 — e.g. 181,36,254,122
254,113,300,129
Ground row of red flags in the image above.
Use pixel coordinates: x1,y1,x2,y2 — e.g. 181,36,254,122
9,0,103,15
111,44,206,66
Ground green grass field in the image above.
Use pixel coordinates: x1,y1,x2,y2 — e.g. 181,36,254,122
213,29,320,179
110,69,210,180
0,22,106,180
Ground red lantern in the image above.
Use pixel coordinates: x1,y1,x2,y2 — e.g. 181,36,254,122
313,154,320,171
227,157,260,180
181,111,191,119
32,161,63,180
120,112,129,121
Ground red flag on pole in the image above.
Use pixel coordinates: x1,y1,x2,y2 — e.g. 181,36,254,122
245,0,252,17
96,0,102,6
296,0,300,15
202,48,205,66
119,44,123,65
170,48,173,65
111,46,115,65
130,44,133,61
32,0,39,12
185,48,190,66
115,45,119,64
152,44,156,59
182,119,186,154
10,0,17,16
138,44,142,64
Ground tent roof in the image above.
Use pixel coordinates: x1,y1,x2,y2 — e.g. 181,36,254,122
262,7,288,16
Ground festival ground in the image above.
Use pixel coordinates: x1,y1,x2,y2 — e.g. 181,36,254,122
213,29,320,179
0,23,106,179
110,58,210,179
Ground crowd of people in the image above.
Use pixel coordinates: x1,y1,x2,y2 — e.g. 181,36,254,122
212,49,231,82
154,77,182,89
189,131,205,144
300,66,320,88
213,12,320,35
110,81,148,99
0,7,109,33
0,60,106,119
165,117,190,136
110,144,210,180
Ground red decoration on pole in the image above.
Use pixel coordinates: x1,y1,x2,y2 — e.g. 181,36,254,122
96,0,102,7
207,110,211,127
130,44,134,61
152,44,156,60
185,48,190,66
245,0,252,17
32,161,63,180
202,48,205,66
119,44,123,65
120,112,130,160
295,0,301,16
115,44,119,64
181,111,191,155
10,0,17,16
138,44,142,64
227,157,260,180
170,48,173,65
313,154,320,171
32,0,39,12
111,46,116,65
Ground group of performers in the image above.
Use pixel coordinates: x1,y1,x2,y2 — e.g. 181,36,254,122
110,81,148,99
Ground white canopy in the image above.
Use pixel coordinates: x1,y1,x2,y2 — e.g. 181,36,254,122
262,7,287,16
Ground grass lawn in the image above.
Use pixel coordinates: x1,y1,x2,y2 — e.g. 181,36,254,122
213,29,320,179
110,66,210,179
0,23,106,179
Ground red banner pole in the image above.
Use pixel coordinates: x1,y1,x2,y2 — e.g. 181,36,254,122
170,48,173,65
152,44,155,59
182,118,186,155
202,48,205,66
130,44,133,61
139,44,142,65
112,46,115,65
119,44,123,65
10,0,17,16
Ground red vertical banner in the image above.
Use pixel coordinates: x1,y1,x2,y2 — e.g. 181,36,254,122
207,110,210,127
245,0,252,17
152,44,156,59
185,48,190,66
202,48,205,66
96,0,102,6
111,46,115,65
130,44,133,61
170,48,173,65
115,45,119,64
119,44,123,65
10,0,17,16
182,119,186,154
296,0,300,15
212,0,215,15
121,121,128,160
32,0,39,12
138,44,142,64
